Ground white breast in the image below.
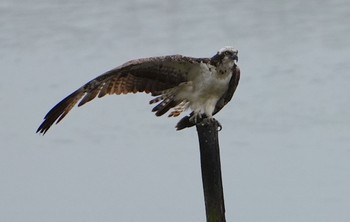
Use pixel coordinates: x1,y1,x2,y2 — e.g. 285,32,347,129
174,62,232,117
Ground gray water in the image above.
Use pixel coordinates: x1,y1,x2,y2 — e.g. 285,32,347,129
1,0,349,221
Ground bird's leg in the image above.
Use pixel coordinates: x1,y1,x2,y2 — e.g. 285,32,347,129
189,113,222,131
189,113,203,123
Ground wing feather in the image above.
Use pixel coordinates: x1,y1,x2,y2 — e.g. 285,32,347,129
37,55,205,134
37,88,85,134
78,87,100,106
98,81,111,98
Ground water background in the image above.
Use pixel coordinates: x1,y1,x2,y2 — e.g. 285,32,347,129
1,0,349,221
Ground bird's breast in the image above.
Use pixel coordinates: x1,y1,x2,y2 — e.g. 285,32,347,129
176,63,231,102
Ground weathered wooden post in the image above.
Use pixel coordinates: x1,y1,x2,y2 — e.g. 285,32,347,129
196,120,226,222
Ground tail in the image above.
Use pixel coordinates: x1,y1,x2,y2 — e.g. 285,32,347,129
175,113,195,130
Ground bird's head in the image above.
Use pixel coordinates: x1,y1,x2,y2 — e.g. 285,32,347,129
211,46,238,67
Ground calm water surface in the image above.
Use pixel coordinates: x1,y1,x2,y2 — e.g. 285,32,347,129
1,0,349,221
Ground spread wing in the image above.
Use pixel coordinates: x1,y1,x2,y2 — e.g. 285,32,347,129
37,55,208,134
175,64,240,130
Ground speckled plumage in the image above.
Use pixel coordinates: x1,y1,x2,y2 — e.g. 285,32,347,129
37,47,240,134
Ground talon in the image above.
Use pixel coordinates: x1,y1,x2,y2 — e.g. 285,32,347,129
197,117,223,131
211,118,222,131
217,120,222,131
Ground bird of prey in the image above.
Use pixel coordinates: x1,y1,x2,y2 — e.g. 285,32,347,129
37,46,240,135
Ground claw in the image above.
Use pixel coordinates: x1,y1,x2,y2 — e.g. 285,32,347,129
197,117,223,131
216,120,222,131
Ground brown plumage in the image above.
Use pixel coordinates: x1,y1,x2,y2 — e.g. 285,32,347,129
37,47,240,135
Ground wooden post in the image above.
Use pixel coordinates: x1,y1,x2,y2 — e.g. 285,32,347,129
196,120,226,222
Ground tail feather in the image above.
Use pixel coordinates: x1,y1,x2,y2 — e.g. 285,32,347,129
175,112,211,130
175,113,195,130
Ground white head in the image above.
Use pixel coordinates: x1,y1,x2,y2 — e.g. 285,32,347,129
211,46,238,66
218,46,238,56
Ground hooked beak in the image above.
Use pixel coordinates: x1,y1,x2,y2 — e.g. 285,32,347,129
231,53,238,64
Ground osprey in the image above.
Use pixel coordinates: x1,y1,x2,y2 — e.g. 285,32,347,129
37,46,240,134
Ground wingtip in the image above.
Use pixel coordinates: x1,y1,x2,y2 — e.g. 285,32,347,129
36,124,48,135
36,117,55,135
